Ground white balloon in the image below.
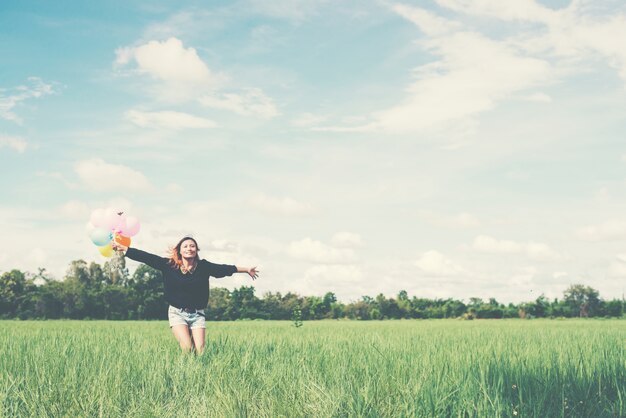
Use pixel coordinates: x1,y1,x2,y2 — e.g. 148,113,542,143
89,208,106,228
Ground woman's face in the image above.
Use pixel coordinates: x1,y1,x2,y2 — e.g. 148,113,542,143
180,239,198,259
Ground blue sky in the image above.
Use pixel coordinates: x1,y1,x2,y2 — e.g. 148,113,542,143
1,0,626,302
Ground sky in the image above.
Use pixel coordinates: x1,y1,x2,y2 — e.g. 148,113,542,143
1,0,626,303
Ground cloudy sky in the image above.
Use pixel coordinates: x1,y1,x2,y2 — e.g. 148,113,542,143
2,0,626,303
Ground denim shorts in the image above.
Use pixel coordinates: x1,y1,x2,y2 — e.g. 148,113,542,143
168,305,206,329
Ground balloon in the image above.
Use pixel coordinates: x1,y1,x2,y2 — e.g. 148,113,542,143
114,233,131,247
103,208,122,231
122,216,141,236
114,213,127,233
89,208,106,228
90,228,112,246
98,244,114,257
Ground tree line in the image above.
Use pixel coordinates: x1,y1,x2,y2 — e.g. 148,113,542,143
0,259,624,320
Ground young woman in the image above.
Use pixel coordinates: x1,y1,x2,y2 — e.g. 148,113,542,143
111,236,258,353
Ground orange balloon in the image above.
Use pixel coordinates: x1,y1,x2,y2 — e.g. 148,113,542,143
114,234,131,247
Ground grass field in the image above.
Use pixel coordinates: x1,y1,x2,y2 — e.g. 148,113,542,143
0,319,624,417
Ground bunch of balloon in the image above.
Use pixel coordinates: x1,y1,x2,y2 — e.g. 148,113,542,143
88,208,141,257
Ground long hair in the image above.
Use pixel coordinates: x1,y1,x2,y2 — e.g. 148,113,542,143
167,236,201,268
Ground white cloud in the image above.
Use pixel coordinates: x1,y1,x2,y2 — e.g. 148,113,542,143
324,1,626,133
437,0,626,82
330,232,363,248
391,3,462,36
116,37,278,114
472,235,561,261
115,37,222,102
125,109,216,129
435,0,555,23
414,250,466,276
198,88,279,119
320,4,552,134
115,38,213,84
0,77,54,124
288,238,356,264
0,135,28,152
577,220,626,241
370,27,551,133
251,194,315,216
74,159,154,192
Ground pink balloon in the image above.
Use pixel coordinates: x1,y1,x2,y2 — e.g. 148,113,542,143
103,208,121,231
114,213,127,233
123,216,141,236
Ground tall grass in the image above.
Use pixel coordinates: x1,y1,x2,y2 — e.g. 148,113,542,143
0,319,623,417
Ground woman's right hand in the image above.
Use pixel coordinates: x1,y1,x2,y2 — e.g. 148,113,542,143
111,241,128,252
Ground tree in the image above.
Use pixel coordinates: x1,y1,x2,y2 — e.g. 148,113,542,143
397,290,411,318
442,299,466,318
0,270,28,317
103,256,129,286
468,297,483,308
563,284,600,317
228,286,264,319
322,292,337,318
302,296,324,320
130,265,165,319
207,287,231,320
260,291,283,320
520,295,550,318
344,300,371,320
601,299,623,317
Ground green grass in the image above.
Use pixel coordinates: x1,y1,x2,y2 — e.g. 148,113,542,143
0,319,624,417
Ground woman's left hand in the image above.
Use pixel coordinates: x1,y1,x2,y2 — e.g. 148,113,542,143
247,267,259,280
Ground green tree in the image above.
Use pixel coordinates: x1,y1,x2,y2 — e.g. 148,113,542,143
302,296,324,319
563,284,600,317
130,265,165,320
0,270,28,318
103,256,129,286
322,292,337,318
207,287,231,320
228,286,264,319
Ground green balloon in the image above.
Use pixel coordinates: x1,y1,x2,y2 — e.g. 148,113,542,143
90,228,112,246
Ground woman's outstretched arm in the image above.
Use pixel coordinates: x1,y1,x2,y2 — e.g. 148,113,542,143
236,266,259,280
203,261,259,280
111,242,167,270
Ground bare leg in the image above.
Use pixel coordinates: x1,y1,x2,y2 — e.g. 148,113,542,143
171,325,193,352
191,327,205,354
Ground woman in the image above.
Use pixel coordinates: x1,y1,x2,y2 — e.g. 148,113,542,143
111,236,259,353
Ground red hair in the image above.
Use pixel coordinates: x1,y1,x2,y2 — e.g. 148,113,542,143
167,236,200,268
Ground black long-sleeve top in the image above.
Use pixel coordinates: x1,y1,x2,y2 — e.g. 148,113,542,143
125,247,237,309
